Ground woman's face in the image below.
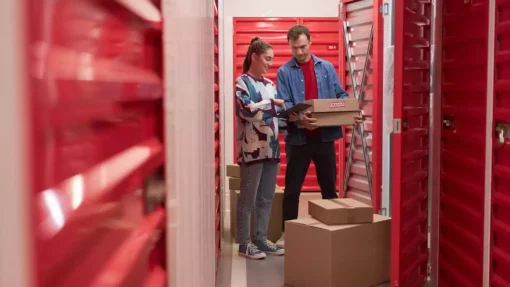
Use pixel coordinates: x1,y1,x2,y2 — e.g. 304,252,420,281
251,48,274,75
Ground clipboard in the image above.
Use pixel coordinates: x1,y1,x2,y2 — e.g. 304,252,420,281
277,102,312,118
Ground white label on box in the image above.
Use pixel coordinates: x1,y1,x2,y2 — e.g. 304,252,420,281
329,101,346,108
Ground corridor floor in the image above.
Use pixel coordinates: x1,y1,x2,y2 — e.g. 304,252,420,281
215,191,391,287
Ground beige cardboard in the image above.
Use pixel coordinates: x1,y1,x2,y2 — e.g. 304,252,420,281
285,215,391,287
226,164,281,179
301,99,361,127
304,98,360,113
229,177,241,190
312,111,360,127
230,185,284,243
226,164,241,178
308,198,373,225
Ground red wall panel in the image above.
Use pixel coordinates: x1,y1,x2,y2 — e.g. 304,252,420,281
213,0,221,270
491,1,510,285
340,0,382,209
438,1,488,286
391,0,431,286
233,17,342,192
26,0,166,285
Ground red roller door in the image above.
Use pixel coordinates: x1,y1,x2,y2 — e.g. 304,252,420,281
491,0,510,285
213,0,221,270
26,0,167,285
339,0,383,210
391,0,431,286
233,17,342,192
438,1,488,286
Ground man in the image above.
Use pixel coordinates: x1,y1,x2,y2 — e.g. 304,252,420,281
275,25,361,248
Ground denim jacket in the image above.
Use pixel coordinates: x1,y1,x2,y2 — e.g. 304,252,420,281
276,55,350,146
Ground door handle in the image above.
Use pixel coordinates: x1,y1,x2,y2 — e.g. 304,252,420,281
496,122,510,147
442,115,455,130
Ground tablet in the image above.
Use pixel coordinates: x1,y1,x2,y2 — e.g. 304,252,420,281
278,102,312,118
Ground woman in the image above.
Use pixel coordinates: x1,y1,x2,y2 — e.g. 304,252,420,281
235,37,286,260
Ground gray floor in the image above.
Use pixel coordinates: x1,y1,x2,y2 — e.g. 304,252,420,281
215,191,391,287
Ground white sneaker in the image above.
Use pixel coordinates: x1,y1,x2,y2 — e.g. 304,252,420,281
276,233,285,248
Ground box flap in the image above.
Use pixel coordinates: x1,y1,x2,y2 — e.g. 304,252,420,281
287,217,322,226
310,199,355,210
333,198,372,208
373,214,391,223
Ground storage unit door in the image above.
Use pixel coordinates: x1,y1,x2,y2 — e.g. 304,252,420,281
27,0,167,285
233,17,341,192
438,1,489,286
391,0,431,286
340,0,383,209
491,1,510,285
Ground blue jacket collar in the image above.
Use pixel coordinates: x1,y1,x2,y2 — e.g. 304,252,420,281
290,54,322,67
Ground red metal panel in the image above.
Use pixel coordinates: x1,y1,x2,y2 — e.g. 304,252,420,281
214,0,221,270
233,18,342,192
26,0,166,285
391,1,431,286
438,1,488,286
340,0,383,210
491,1,510,285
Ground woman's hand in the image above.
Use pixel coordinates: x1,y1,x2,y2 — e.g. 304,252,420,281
288,112,299,122
273,99,286,109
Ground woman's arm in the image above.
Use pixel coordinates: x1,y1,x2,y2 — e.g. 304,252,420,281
235,77,279,122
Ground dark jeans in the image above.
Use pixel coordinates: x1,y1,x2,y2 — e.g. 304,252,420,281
282,136,338,231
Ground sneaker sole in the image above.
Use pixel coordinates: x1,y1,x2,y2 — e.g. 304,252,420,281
239,253,267,260
265,250,285,256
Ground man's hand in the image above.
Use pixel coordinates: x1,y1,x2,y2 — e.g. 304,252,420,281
354,113,364,125
300,111,319,130
274,99,286,110
288,112,299,123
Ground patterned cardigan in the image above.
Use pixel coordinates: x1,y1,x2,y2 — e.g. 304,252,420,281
235,74,286,164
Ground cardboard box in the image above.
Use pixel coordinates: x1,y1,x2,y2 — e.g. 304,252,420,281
230,185,284,243
285,215,391,287
303,98,360,127
226,164,241,178
308,198,373,225
226,163,281,179
229,177,241,190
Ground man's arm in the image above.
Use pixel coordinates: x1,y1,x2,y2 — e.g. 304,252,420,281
276,67,295,109
329,64,350,99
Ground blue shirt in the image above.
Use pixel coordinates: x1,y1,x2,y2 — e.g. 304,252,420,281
276,55,350,146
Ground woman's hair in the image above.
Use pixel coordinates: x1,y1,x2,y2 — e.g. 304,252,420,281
242,37,272,74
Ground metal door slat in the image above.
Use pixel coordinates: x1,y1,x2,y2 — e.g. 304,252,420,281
391,0,431,285
492,1,510,285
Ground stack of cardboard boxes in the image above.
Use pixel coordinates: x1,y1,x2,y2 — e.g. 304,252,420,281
227,164,283,243
285,198,391,287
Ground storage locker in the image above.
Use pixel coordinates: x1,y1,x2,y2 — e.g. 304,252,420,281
25,0,167,285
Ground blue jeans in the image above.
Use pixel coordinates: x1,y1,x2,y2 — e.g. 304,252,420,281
236,160,278,245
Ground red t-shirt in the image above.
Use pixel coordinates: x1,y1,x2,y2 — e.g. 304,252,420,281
298,57,320,137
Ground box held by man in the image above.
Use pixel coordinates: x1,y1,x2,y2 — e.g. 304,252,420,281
303,98,360,127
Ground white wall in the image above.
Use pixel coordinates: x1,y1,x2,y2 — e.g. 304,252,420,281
221,0,340,189
163,0,216,286
0,1,33,287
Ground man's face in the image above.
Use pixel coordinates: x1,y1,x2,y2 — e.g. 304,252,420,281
289,34,311,63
